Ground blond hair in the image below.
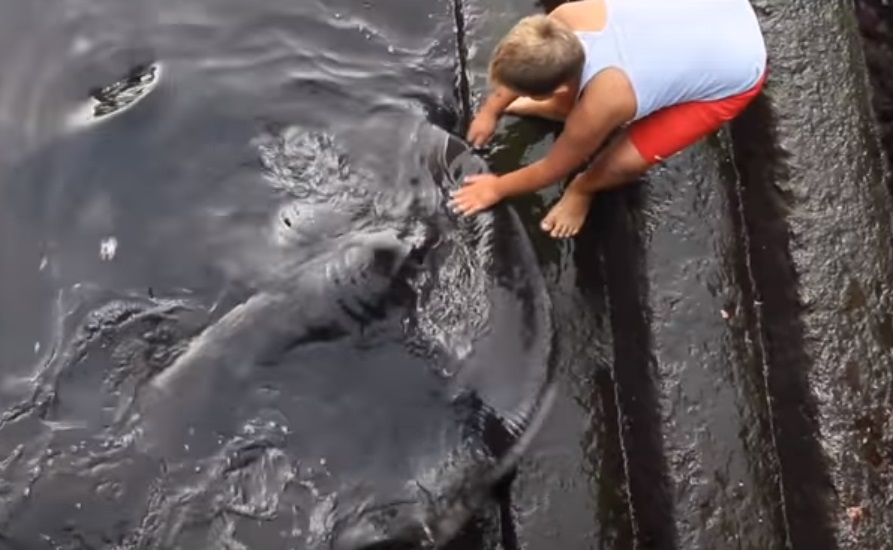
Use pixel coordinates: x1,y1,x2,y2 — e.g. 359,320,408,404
488,14,584,96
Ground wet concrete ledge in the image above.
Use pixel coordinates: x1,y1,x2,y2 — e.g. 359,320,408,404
729,1,893,547
854,0,893,179
450,0,893,548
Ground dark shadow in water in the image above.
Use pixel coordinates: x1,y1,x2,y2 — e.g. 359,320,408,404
574,209,636,549
716,130,790,549
587,187,678,550
444,469,521,550
728,94,838,549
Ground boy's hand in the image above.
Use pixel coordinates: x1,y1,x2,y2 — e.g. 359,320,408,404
466,112,498,148
449,174,503,216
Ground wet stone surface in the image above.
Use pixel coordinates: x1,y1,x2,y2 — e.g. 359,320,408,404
458,0,893,549
595,141,786,549
734,1,893,548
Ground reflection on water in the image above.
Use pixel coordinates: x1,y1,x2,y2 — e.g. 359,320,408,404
0,0,552,548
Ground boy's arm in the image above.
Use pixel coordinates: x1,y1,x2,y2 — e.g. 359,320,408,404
451,70,635,216
491,71,635,198
478,85,520,118
466,84,519,147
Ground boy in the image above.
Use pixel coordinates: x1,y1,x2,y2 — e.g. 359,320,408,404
449,0,767,238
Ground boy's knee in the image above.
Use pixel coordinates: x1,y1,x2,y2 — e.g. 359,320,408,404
608,138,650,175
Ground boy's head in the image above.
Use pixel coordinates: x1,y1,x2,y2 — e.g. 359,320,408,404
488,14,584,98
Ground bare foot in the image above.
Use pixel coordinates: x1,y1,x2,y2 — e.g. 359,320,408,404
540,189,592,238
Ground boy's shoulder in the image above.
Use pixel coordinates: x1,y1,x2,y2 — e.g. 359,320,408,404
576,68,638,122
548,2,577,24
549,1,600,31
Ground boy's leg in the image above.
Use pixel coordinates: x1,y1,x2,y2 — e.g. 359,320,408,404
540,132,649,237
504,89,575,122
540,72,767,238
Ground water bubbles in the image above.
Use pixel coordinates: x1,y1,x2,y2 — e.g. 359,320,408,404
71,36,92,56
99,237,118,261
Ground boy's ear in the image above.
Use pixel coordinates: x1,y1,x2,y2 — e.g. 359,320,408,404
554,83,571,94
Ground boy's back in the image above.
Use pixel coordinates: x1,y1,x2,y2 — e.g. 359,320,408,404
559,0,766,118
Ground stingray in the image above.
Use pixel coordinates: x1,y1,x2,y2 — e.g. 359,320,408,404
0,110,553,549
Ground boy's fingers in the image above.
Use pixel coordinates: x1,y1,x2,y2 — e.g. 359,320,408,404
448,191,478,216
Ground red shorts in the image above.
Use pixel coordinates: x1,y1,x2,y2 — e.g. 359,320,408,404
628,71,768,164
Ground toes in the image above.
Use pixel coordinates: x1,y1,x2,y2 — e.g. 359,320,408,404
548,221,582,239
540,217,555,232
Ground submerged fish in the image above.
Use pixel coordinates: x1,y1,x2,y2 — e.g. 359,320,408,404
0,118,552,550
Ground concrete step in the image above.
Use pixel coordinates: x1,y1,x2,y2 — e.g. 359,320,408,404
452,0,893,548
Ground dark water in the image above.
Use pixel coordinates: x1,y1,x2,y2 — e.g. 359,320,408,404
0,0,554,548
